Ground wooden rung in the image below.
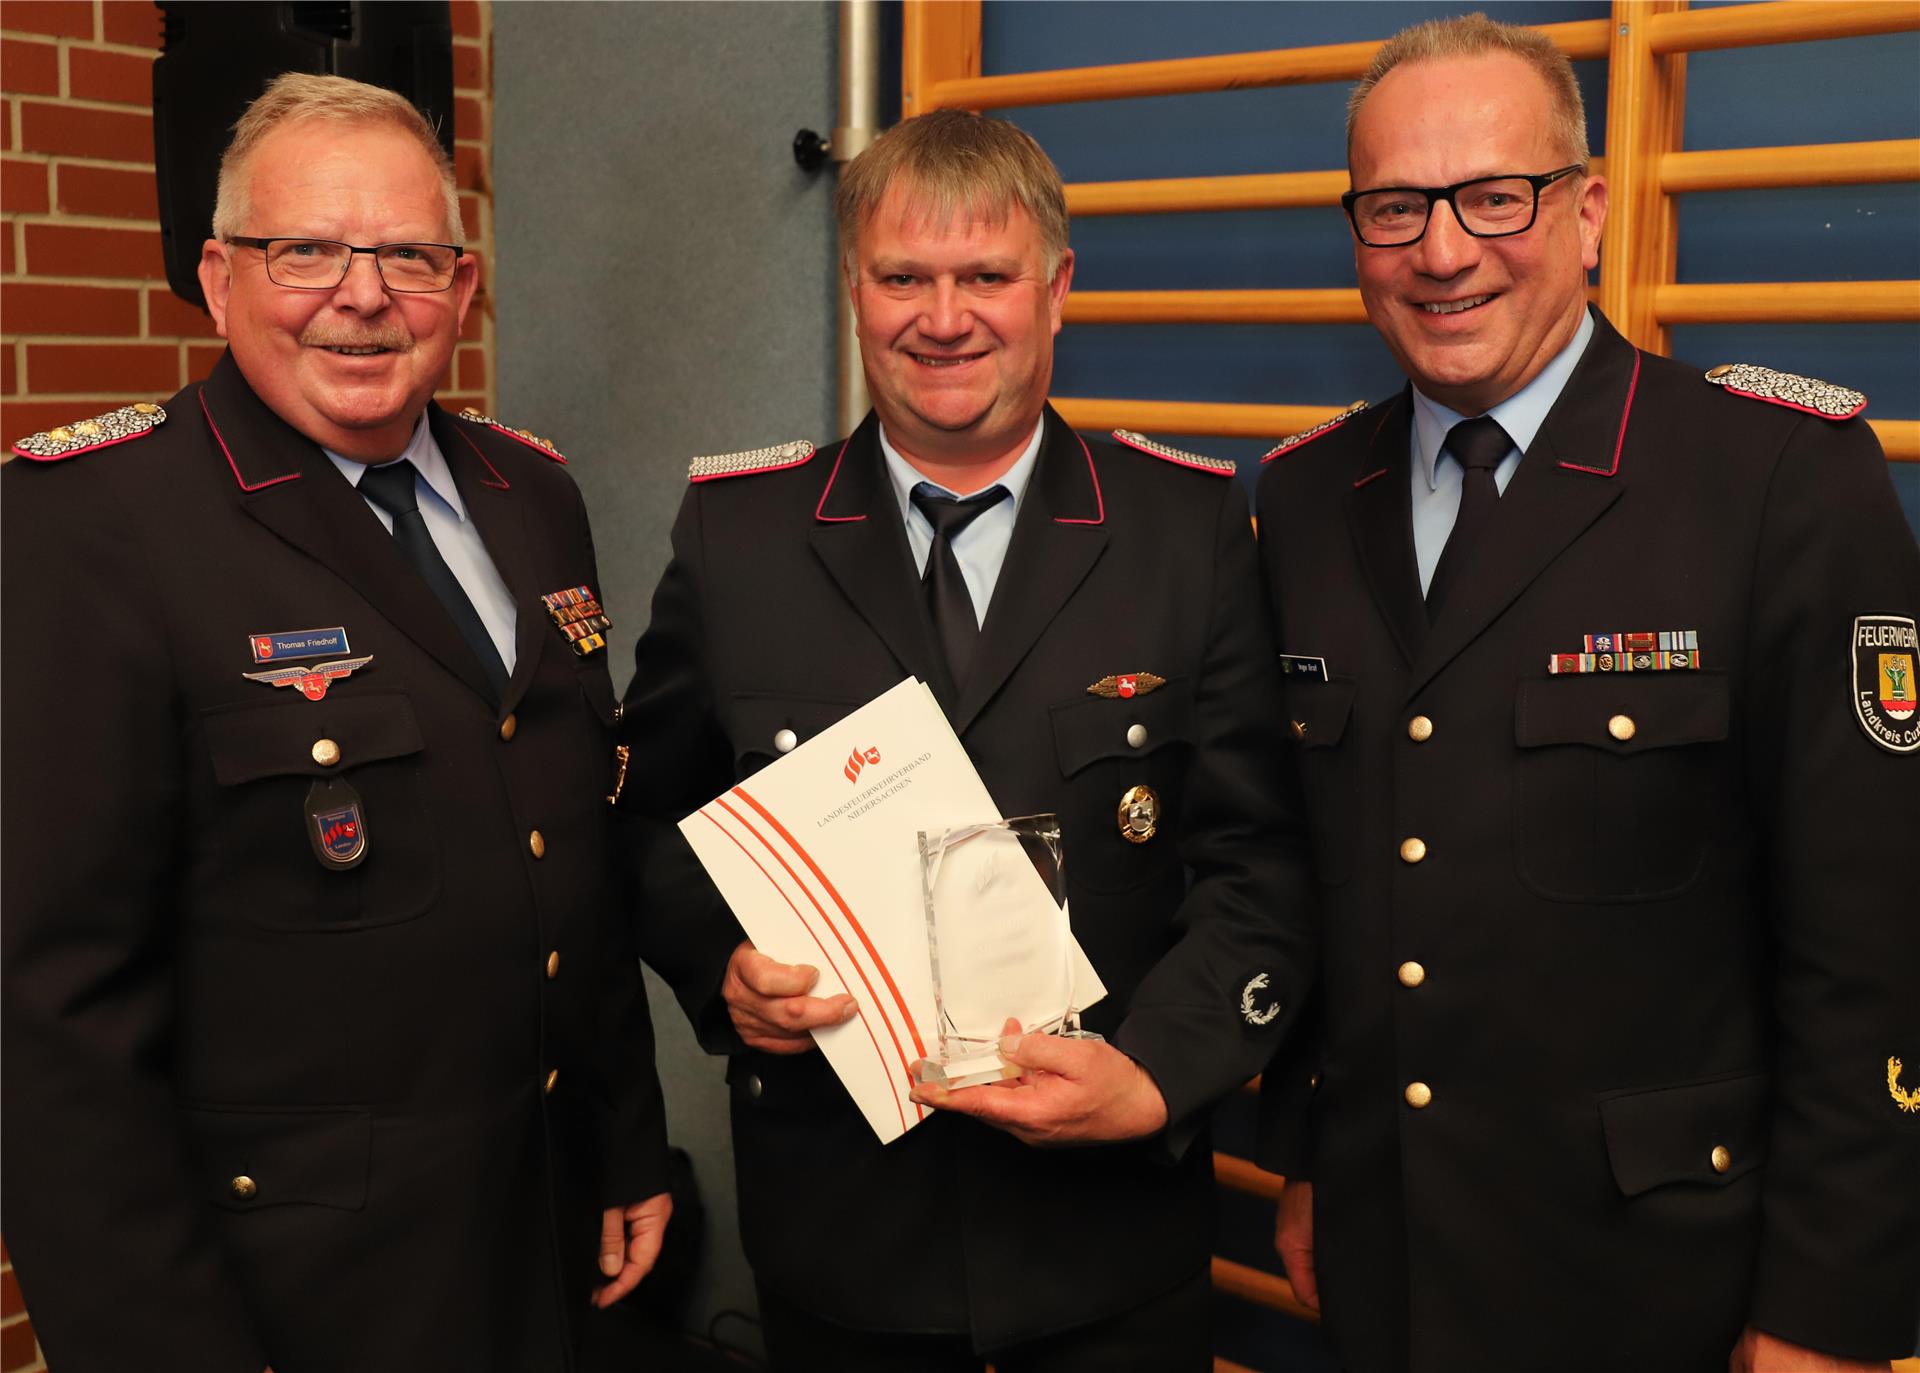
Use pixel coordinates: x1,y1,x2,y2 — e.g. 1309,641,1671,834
1663,139,1920,193
1063,289,1366,326
1655,280,1920,324
1067,169,1348,217
1648,0,1920,55
920,19,1607,112
1215,1359,1260,1373
1214,1152,1288,1202
1211,1255,1320,1322
1871,419,1919,464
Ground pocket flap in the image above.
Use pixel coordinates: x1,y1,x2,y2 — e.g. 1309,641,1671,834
1597,1071,1768,1198
1516,672,1729,753
1283,677,1356,749
202,691,425,786
182,1105,371,1212
1049,678,1194,777
727,692,867,767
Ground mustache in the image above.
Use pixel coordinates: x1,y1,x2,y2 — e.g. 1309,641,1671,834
300,322,415,351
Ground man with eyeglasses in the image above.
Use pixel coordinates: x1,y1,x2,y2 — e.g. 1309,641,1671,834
1252,13,1918,1372
2,74,671,1372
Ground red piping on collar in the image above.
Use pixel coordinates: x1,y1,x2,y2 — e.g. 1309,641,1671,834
1352,467,1388,489
1054,429,1105,525
449,424,511,489
203,388,301,492
1351,409,1396,488
812,438,865,522
1558,348,1640,478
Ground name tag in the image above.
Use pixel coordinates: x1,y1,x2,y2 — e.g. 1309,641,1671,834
1278,654,1328,681
249,626,350,662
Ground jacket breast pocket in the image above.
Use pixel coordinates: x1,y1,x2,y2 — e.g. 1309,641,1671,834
1284,677,1357,887
727,692,868,779
199,690,438,930
1513,673,1730,903
1048,680,1193,895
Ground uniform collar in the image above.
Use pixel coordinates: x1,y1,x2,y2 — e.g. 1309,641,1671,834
325,414,468,522
1411,305,1595,490
877,417,1042,519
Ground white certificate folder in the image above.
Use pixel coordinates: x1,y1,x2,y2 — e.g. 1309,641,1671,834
679,677,1105,1144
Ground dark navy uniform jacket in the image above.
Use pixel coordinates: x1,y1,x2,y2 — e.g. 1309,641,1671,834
615,406,1317,1351
1,353,669,1373
1254,310,1920,1372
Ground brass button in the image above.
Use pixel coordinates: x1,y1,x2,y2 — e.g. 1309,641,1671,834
544,1068,559,1095
1407,715,1434,743
132,401,162,415
1608,714,1636,742
1710,1145,1731,1174
499,713,517,742
1706,363,1733,379
746,1073,764,1100
774,728,798,754
545,950,560,979
1290,719,1307,740
528,830,546,859
74,420,101,436
229,1175,258,1200
47,427,73,442
1399,836,1427,864
1397,961,1426,988
1404,1081,1433,1109
1126,723,1148,749
310,738,341,767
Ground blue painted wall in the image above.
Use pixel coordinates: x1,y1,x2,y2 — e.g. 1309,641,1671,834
982,0,1920,532
975,5,1918,1365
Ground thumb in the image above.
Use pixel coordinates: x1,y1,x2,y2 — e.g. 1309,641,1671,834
599,1206,625,1276
998,1025,1083,1077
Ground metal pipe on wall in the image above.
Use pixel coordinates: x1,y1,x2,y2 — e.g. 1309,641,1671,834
835,0,881,435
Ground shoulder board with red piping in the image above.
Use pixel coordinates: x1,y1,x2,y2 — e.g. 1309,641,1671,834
1261,401,1370,463
1702,364,1865,421
687,440,816,482
456,407,567,462
11,402,167,462
1109,430,1235,477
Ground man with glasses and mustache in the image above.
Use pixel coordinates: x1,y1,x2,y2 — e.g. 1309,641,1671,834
1252,13,1918,1372
3,74,671,1372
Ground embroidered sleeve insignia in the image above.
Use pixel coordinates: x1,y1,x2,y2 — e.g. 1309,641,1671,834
456,407,568,462
11,402,166,461
688,440,816,482
1109,430,1236,476
1891,1057,1920,1113
1261,401,1370,463
1703,363,1866,420
1853,615,1919,754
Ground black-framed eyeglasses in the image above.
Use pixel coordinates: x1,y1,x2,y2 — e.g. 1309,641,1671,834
227,237,465,292
1341,166,1583,247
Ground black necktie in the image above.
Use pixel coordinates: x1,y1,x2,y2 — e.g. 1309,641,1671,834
911,484,1008,688
357,459,510,698
1425,416,1512,621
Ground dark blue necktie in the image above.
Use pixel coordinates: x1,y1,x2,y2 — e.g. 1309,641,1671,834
357,459,509,698
911,484,1008,687
1425,416,1511,621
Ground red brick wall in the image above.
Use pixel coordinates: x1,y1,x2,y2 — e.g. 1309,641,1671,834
0,4,494,1365
1,0,495,449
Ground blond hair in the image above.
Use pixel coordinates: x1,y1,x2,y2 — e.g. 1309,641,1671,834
1347,12,1590,167
212,73,462,245
836,109,1070,276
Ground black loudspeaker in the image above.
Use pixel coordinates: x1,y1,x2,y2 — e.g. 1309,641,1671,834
153,2,455,310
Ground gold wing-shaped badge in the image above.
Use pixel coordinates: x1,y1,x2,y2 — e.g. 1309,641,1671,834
1890,1057,1920,1113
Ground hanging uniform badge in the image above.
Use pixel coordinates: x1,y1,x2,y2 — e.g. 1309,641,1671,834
306,777,368,869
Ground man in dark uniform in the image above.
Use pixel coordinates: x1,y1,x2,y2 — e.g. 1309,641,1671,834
616,109,1315,1370
2,74,670,1372
1254,14,1920,1372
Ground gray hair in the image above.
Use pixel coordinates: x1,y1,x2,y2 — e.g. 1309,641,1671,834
211,72,462,245
1347,12,1591,168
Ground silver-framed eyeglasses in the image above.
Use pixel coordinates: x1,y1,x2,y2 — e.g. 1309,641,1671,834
227,236,464,292
1341,165,1583,247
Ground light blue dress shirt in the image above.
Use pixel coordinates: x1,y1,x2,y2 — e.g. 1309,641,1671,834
880,419,1043,627
327,415,519,673
1409,307,1595,595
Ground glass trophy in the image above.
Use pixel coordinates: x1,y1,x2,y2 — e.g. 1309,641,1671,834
913,813,1102,1088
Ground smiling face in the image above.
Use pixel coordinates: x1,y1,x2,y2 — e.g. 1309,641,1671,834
1348,52,1606,414
849,180,1073,486
198,119,477,461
